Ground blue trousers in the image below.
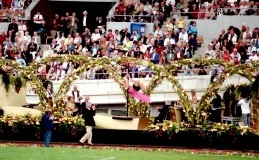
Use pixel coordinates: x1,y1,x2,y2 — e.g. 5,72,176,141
44,130,52,147
242,114,250,127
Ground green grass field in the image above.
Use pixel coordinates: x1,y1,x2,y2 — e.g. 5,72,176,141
0,146,258,160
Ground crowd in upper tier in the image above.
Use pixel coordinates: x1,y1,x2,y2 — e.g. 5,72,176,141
0,0,258,81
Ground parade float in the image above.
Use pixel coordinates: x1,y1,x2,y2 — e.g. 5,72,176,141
0,55,259,149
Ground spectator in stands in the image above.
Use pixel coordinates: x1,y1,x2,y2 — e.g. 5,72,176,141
144,1,152,12
179,28,188,43
65,96,77,116
230,48,241,61
96,17,106,36
23,31,31,45
81,10,88,32
117,0,125,14
16,53,26,66
239,1,249,15
135,6,147,22
248,50,259,61
68,12,79,37
198,4,206,19
18,20,27,36
0,31,7,45
7,18,18,36
105,29,114,41
33,11,44,31
177,17,185,32
32,31,41,45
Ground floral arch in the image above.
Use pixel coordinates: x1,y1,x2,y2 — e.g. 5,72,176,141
1,56,259,125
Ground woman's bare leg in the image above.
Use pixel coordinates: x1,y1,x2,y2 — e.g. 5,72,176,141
124,75,129,90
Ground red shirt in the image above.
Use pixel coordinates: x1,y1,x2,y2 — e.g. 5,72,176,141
156,46,164,55
105,33,114,41
0,34,7,45
222,53,231,61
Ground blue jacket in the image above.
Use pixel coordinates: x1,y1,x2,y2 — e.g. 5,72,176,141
43,114,53,130
187,25,197,35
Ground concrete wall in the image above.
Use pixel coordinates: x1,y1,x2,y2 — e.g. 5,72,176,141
25,75,250,106
0,23,9,33
107,22,154,35
186,16,259,40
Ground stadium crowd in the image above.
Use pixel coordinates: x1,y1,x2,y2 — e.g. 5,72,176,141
0,0,32,20
0,0,258,81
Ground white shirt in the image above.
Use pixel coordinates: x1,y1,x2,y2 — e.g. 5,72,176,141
238,98,250,114
35,56,43,62
56,36,65,45
178,32,188,42
144,4,152,12
91,33,101,42
164,38,175,46
139,44,147,53
205,49,216,58
228,34,237,43
23,35,31,45
248,54,258,61
166,0,175,5
239,4,249,15
242,31,252,39
59,70,66,80
83,16,87,26
43,49,54,58
62,61,68,69
33,14,43,24
73,37,82,44
72,90,80,103
18,24,27,32
33,36,41,45
230,52,241,61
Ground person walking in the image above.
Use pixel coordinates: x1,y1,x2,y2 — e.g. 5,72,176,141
41,109,54,147
79,96,96,146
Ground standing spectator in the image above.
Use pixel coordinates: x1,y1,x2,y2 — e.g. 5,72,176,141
96,17,106,36
41,109,54,147
7,18,18,36
18,20,27,36
33,11,44,31
68,12,79,37
238,94,251,127
79,96,96,146
81,10,88,32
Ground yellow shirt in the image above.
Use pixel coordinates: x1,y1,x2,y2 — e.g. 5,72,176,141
178,20,184,29
166,23,175,30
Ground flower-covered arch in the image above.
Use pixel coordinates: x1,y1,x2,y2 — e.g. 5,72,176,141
196,62,259,124
2,56,259,125
0,59,49,108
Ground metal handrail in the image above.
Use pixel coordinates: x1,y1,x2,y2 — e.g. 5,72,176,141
107,8,259,22
106,14,155,23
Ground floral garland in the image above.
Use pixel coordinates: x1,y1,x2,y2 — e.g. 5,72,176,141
2,57,259,124
54,63,93,111
148,120,259,138
0,113,85,138
196,64,256,124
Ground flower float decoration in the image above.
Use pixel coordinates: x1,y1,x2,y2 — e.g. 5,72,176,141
0,56,259,125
